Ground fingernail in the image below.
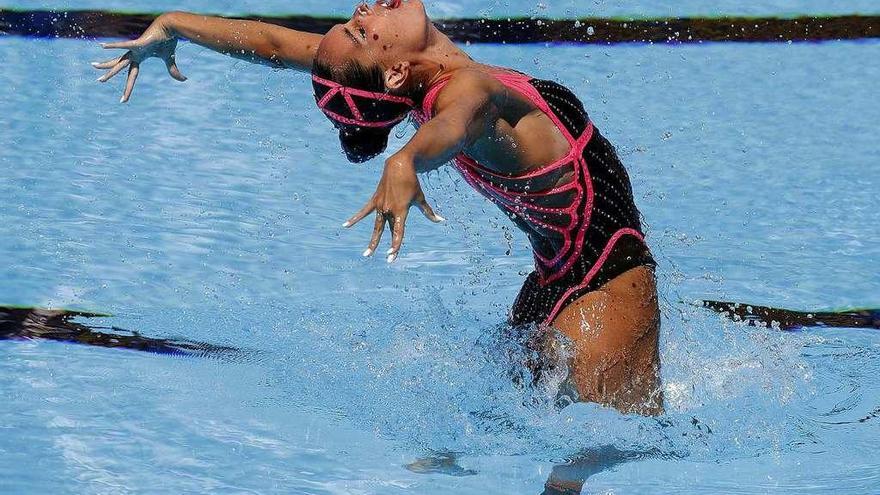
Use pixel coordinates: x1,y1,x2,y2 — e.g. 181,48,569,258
386,248,394,255
387,253,397,263
91,62,99,67
436,215,446,222
363,249,373,257
342,221,351,228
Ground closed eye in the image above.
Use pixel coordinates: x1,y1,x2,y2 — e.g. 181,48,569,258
344,27,360,45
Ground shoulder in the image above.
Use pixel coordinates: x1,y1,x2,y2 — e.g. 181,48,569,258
431,68,501,115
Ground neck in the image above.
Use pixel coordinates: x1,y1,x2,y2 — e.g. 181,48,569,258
405,25,477,95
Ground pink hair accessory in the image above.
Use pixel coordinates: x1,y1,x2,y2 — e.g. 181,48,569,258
312,75,414,128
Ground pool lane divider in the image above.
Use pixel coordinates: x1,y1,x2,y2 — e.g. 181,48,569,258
0,10,878,44
0,305,248,359
702,300,880,331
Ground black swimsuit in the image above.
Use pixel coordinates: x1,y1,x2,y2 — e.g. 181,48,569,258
414,69,654,326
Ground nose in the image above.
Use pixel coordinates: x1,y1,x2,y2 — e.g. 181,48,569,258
352,1,372,18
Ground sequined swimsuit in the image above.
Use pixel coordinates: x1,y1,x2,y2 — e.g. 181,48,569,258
413,69,654,326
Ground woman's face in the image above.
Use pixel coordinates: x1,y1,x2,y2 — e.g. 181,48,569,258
316,0,431,73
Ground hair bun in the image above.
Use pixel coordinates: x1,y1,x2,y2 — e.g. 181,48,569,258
338,126,392,163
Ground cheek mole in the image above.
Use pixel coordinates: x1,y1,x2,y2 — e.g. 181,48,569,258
373,34,379,41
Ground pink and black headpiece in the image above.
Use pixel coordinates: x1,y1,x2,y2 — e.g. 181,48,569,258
312,75,415,128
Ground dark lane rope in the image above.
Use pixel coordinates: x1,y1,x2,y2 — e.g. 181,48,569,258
0,306,251,359
0,9,878,44
703,300,880,331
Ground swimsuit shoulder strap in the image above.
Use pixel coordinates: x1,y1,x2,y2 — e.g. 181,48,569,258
413,73,455,124
414,67,515,123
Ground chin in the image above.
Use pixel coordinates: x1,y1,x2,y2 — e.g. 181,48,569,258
393,0,428,20
386,1,432,49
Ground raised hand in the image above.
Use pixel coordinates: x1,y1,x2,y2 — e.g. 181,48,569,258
344,158,444,263
91,15,187,102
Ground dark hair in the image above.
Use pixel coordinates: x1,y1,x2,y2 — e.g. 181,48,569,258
312,59,414,163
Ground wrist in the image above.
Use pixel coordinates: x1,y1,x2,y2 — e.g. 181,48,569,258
157,11,185,37
385,155,416,174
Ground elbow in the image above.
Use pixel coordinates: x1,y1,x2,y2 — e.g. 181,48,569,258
159,11,186,23
265,35,298,69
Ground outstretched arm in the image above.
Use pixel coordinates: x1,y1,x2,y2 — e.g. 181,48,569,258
344,72,494,261
160,12,322,70
93,12,322,102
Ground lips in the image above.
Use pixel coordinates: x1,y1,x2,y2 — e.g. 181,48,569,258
381,0,402,8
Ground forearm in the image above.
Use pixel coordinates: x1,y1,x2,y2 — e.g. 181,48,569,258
395,117,469,173
161,11,321,71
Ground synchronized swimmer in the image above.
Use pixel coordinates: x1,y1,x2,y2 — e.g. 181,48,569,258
93,0,663,414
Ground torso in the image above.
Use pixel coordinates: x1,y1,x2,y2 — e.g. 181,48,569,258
413,66,654,325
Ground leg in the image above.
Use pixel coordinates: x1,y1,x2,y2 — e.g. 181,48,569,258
550,265,662,415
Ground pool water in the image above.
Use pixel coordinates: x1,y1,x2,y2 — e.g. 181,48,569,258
1,4,879,494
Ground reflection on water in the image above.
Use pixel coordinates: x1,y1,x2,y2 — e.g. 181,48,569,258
405,446,674,495
542,446,673,495
0,306,243,358
406,452,478,477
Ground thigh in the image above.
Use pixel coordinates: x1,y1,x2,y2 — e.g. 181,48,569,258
550,265,662,414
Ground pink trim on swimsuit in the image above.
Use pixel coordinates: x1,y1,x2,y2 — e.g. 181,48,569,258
414,69,648,323
543,228,645,325
313,75,414,128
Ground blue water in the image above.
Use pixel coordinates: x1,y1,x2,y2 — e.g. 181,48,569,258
2,8,880,495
